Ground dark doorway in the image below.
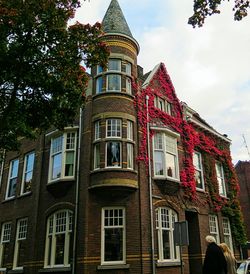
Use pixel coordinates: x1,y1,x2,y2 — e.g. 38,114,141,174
185,210,202,274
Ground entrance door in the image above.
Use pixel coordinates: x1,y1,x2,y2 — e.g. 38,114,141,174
185,210,202,274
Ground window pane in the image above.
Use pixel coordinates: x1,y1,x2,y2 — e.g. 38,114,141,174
94,143,100,169
8,178,17,197
162,230,171,259
154,151,164,175
52,136,63,154
95,121,101,140
154,134,163,150
166,153,176,178
104,228,123,262
23,152,35,193
55,234,65,265
125,62,131,75
108,59,121,71
127,121,133,140
52,153,62,180
96,76,103,94
107,119,121,137
126,77,132,94
107,75,121,91
127,143,133,169
106,142,121,167
65,152,74,176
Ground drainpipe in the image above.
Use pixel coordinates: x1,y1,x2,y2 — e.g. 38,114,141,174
0,150,5,188
72,107,82,274
146,95,156,274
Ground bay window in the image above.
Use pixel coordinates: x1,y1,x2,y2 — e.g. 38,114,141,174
153,132,179,180
49,132,77,182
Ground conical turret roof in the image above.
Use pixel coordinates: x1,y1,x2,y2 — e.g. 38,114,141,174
102,0,133,38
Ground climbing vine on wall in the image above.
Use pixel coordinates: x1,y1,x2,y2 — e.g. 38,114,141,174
134,63,246,245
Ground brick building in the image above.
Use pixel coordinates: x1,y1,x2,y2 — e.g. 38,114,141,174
235,160,250,258
0,0,245,273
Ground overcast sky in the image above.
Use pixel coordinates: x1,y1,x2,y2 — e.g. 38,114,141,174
73,0,250,164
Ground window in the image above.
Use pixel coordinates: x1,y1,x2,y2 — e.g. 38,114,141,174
107,74,121,92
126,77,132,94
49,132,77,182
94,121,101,140
101,208,125,265
106,142,121,167
154,96,172,115
94,143,101,170
127,143,133,169
215,162,226,197
6,158,19,199
156,207,179,262
209,215,220,243
93,119,134,170
124,62,131,75
0,222,11,269
222,217,233,251
127,121,133,141
96,77,103,94
193,152,204,190
21,151,35,195
153,133,179,180
108,59,121,71
44,210,73,268
13,218,28,269
106,119,121,138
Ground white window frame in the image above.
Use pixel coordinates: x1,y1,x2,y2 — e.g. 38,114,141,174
5,158,19,199
127,121,133,141
106,119,122,138
13,218,28,270
93,143,101,170
108,59,121,72
96,76,103,94
124,61,132,75
21,151,35,195
153,132,179,180
105,141,122,168
0,222,11,269
215,162,226,197
209,215,220,243
0,151,5,189
44,210,73,268
127,143,133,169
126,77,132,94
101,207,126,265
48,131,77,183
156,207,179,262
94,121,101,140
106,74,121,92
222,217,233,251
193,152,204,190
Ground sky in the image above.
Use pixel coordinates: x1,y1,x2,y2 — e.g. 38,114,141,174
73,0,250,164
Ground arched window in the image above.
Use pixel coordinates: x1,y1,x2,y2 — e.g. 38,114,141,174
156,207,179,262
44,210,73,268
